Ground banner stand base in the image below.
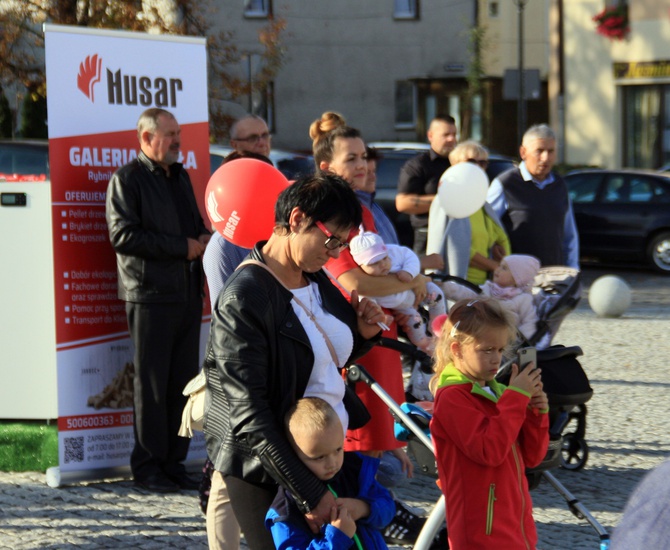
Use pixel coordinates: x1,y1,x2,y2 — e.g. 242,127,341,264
45,458,204,488
46,465,131,488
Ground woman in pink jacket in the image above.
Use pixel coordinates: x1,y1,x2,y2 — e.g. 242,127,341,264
430,297,549,549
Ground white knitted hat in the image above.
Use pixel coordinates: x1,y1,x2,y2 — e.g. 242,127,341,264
504,254,540,290
349,231,388,266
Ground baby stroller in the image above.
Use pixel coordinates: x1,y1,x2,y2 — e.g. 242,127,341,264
346,266,610,548
408,266,591,472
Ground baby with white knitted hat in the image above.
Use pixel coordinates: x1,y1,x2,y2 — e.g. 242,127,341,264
349,230,446,353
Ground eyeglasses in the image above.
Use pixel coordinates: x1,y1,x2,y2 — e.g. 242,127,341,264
467,158,489,168
233,132,271,144
315,221,349,250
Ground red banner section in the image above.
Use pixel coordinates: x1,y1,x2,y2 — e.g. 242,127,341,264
48,121,211,346
58,411,134,432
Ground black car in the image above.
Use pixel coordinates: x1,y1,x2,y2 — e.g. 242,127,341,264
565,169,670,273
370,142,516,248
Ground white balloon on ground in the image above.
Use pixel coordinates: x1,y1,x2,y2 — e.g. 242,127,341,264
588,275,632,317
437,162,489,219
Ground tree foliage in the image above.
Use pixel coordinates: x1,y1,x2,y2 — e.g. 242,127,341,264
0,0,285,140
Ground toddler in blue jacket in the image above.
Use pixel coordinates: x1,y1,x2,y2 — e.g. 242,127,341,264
265,397,394,549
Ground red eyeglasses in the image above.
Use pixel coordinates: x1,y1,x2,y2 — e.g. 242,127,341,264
315,221,349,250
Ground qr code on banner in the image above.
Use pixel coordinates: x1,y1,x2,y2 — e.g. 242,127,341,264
64,436,85,464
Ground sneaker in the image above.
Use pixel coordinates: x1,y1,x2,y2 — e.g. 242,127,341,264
383,500,426,545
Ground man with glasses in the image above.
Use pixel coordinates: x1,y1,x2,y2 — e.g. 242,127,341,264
229,114,271,158
202,115,274,550
396,114,458,255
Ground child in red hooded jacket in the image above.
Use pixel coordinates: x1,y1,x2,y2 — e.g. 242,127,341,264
430,297,549,549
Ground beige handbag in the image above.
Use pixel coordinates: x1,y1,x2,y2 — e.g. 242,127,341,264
178,370,206,438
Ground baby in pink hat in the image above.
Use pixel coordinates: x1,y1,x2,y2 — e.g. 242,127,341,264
442,254,541,340
349,231,446,352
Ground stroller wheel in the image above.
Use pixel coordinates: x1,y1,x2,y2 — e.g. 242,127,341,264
560,432,589,470
526,471,543,491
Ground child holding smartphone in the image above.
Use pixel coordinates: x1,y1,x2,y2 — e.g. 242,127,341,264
429,297,549,549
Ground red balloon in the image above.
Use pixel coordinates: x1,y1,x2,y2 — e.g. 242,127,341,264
205,158,290,248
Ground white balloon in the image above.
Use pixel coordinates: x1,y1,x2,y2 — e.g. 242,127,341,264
437,162,489,219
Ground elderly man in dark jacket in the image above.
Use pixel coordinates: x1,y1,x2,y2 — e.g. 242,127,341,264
106,107,210,493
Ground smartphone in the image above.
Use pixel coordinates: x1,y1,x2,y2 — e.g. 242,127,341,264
517,347,537,373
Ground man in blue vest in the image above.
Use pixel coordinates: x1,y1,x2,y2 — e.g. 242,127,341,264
487,124,579,268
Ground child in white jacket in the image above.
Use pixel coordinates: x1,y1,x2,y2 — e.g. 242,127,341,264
442,254,541,341
350,231,446,352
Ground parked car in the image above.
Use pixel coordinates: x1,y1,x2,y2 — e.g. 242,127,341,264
564,169,670,273
0,139,50,181
209,145,315,181
368,142,516,248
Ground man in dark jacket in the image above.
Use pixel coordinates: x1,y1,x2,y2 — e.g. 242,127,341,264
106,107,211,493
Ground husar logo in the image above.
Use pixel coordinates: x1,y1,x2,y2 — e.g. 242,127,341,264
77,54,183,107
77,55,102,101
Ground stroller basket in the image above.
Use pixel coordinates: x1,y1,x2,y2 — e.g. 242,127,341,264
537,345,593,406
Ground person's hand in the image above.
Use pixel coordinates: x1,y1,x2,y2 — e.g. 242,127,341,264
351,290,393,339
393,311,413,330
305,491,337,534
508,362,543,396
335,497,370,521
391,448,414,479
186,238,206,260
330,504,357,539
396,270,413,283
198,233,211,246
420,253,445,272
491,243,506,262
410,274,431,308
529,389,549,411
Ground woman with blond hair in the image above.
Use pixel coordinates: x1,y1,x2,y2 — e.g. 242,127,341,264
426,140,511,285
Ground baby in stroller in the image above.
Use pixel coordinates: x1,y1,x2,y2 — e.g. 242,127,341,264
349,230,446,352
441,254,541,341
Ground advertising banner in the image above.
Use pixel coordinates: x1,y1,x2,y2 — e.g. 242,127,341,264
44,25,209,484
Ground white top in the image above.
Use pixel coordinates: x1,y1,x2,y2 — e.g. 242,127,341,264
291,281,353,434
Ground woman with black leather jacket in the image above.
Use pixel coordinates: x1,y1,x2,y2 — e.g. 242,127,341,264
203,173,392,549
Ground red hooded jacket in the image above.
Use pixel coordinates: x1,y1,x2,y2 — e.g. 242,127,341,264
431,365,549,549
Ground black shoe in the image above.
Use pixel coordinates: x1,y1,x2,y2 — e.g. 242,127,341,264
429,526,449,549
166,471,200,491
383,500,426,545
135,473,179,493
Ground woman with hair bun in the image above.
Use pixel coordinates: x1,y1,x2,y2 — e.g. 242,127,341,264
310,113,430,532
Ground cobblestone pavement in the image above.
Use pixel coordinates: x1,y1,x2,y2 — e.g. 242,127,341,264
1,266,668,549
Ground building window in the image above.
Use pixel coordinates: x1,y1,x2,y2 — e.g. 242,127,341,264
395,81,416,128
488,1,499,18
394,0,419,20
622,84,669,169
244,0,271,18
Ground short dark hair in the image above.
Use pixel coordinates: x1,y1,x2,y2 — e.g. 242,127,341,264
365,146,380,161
222,150,273,166
274,173,362,231
432,114,456,126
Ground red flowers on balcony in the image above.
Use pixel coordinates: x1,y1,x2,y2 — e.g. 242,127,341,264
593,3,629,40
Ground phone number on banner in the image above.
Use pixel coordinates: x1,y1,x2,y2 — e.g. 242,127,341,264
58,412,133,431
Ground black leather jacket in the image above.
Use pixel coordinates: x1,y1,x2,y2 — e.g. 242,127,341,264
106,151,210,302
204,244,377,513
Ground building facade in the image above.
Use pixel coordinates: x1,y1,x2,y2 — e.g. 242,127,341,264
214,0,551,156
552,0,670,169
